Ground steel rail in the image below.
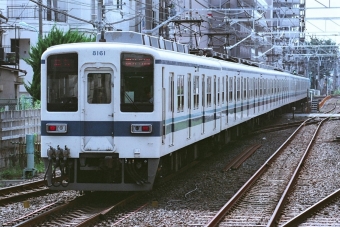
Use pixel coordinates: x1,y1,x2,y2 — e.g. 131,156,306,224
281,188,340,226
205,118,313,227
222,144,261,171
267,117,328,226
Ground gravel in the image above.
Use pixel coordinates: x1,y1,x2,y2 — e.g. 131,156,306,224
3,108,339,226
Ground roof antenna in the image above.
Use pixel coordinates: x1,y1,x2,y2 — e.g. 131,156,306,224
99,30,106,42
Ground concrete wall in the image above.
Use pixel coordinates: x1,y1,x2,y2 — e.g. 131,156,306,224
0,109,40,169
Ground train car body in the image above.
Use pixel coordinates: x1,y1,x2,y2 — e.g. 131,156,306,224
41,31,309,191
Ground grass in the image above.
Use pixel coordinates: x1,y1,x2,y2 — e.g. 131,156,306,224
0,161,45,180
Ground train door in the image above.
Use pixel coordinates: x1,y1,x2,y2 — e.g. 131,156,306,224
83,68,114,151
241,77,244,119
217,76,222,130
187,74,191,139
170,73,174,146
254,78,257,114
234,76,237,121
202,74,205,134
228,76,233,123
214,76,217,130
226,76,229,125
270,79,273,109
247,77,250,117
162,68,166,144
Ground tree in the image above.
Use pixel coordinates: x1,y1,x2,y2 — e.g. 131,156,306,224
305,37,339,92
23,26,95,100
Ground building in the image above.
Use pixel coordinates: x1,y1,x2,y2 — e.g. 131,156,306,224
0,0,307,102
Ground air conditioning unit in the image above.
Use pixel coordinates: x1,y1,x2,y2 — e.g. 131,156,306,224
16,78,24,83
0,85,3,92
6,52,16,63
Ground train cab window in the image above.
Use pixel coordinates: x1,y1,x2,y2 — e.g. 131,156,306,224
193,76,199,109
87,73,111,104
46,53,78,112
120,53,154,112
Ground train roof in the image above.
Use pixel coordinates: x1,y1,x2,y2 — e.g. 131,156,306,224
95,31,306,78
43,32,308,80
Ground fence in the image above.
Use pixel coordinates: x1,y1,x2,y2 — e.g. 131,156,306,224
0,109,41,170
0,97,37,111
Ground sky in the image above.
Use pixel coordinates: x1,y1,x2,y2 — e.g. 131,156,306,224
305,0,340,44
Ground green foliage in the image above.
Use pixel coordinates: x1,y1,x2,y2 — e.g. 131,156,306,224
305,38,339,90
19,95,41,110
0,165,24,179
0,158,45,180
23,26,95,101
333,89,340,95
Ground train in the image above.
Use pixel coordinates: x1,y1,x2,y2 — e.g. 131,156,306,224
41,31,310,191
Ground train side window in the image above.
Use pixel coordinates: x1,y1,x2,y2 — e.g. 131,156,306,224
193,76,199,109
247,78,250,99
225,76,228,102
207,76,212,107
217,77,220,105
243,77,246,100
87,73,111,104
229,77,233,102
177,75,184,112
221,77,224,104
271,79,273,94
236,77,240,101
274,79,277,94
255,78,258,97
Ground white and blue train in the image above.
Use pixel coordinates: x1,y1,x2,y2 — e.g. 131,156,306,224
41,31,309,191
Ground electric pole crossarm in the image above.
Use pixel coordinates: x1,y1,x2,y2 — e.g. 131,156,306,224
29,0,96,27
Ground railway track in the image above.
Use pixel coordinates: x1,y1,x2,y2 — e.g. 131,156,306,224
282,188,340,226
0,180,52,206
2,190,141,227
206,117,327,226
3,97,339,226
2,157,202,226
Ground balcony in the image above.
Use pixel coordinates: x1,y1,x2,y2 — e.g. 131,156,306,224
0,47,18,66
7,5,67,22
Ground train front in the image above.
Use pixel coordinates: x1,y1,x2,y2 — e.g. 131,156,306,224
41,43,161,191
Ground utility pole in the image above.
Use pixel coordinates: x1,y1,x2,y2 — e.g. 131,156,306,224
39,0,42,38
97,0,103,33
